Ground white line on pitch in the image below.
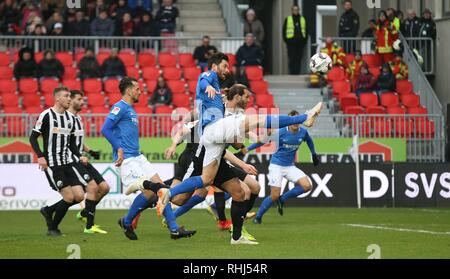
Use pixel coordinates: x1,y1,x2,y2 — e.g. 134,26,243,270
344,224,450,235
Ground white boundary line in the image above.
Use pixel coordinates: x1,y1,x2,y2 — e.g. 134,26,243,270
345,224,450,236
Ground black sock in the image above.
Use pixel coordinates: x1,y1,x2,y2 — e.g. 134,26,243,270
85,199,96,229
51,200,72,230
46,199,62,215
80,208,87,217
214,192,227,221
246,193,258,214
148,194,158,208
143,181,169,194
231,200,247,241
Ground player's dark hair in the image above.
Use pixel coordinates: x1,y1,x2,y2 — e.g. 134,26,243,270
53,86,70,96
288,109,299,116
70,89,84,98
208,52,228,69
224,84,247,101
119,76,138,95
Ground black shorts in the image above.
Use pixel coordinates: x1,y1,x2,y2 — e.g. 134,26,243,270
231,165,247,181
84,163,105,185
71,162,94,186
44,164,86,191
174,148,193,181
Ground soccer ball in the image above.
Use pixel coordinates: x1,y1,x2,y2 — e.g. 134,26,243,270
309,53,333,74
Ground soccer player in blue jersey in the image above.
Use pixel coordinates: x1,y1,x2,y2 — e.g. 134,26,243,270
245,110,320,224
101,77,196,240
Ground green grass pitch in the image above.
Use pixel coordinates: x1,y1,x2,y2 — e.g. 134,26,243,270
1,207,450,259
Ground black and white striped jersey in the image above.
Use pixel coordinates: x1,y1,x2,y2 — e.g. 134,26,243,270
67,111,84,162
33,108,74,167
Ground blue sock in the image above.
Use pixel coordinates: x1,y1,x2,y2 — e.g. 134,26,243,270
163,205,180,232
123,193,149,226
265,114,307,129
256,196,273,219
280,185,305,204
169,176,204,197
174,195,205,218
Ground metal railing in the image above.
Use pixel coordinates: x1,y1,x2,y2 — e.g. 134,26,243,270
218,0,244,37
0,35,244,59
317,37,435,75
0,113,444,162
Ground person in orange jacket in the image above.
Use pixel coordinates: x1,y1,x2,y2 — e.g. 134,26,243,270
373,10,398,64
346,50,367,90
320,37,346,67
389,53,408,80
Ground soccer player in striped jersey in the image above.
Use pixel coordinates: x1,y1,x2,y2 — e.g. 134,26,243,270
245,110,320,224
67,89,110,234
29,87,91,236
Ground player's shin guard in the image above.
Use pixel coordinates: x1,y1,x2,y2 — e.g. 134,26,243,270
51,200,74,230
214,192,227,221
163,205,179,232
169,176,204,197
280,185,305,204
265,114,307,129
256,196,273,219
174,195,205,218
123,193,150,227
246,193,258,214
84,199,96,229
230,200,247,241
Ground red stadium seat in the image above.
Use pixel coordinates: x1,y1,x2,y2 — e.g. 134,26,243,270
167,80,186,94
359,93,378,108
172,94,191,108
35,52,44,63
415,119,435,138
42,93,53,107
226,53,236,67
19,78,39,94
362,54,381,68
183,67,201,81
369,67,381,79
344,105,364,115
87,94,105,107
55,52,73,67
96,52,110,66
118,52,136,67
134,106,153,114
142,67,161,81
187,80,198,93
387,106,406,115
107,93,122,106
134,94,149,107
138,53,156,68
91,106,109,115
339,94,358,112
162,67,182,80
332,80,351,97
380,92,399,108
63,66,78,80
40,79,60,95
75,52,84,64
246,94,255,108
22,94,41,108
393,119,413,137
25,106,43,114
401,93,420,108
3,106,22,113
145,80,157,93
155,105,173,114
396,80,413,95
83,78,102,94
126,67,140,80
104,79,120,94
255,93,274,108
0,80,17,94
179,53,196,68
62,79,81,90
249,80,269,95
245,66,263,81
408,106,428,122
1,93,19,108
366,106,386,114
0,66,13,80
158,52,177,67
373,119,392,137
0,52,10,66
138,79,146,93
326,66,346,83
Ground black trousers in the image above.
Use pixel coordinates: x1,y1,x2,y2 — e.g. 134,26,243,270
286,42,305,75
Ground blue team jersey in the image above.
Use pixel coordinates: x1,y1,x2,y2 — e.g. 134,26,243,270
107,100,140,161
196,71,224,134
271,127,311,167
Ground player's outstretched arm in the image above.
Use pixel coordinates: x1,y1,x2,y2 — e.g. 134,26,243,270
165,124,192,159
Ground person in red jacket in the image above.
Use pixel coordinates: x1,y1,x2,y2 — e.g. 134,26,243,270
346,50,367,90
355,64,377,96
373,10,398,64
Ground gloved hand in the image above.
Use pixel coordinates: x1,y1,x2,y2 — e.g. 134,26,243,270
312,154,320,166
88,150,101,160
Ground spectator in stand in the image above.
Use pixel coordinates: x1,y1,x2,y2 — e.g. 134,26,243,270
193,36,218,71
346,50,367,90
32,24,46,36
78,48,102,79
402,10,421,38
134,11,160,36
338,0,359,53
282,5,308,75
24,10,44,35
120,12,134,36
320,37,346,67
102,48,126,79
128,0,152,15
419,9,437,71
150,77,172,107
45,11,63,34
67,10,90,36
156,0,179,33
91,9,115,36
50,22,64,36
244,9,265,47
386,8,400,31
0,0,22,34
373,10,398,64
355,64,377,96
376,63,396,97
389,53,408,80
37,49,65,80
21,2,41,33
13,47,37,80
236,33,264,67
89,0,111,20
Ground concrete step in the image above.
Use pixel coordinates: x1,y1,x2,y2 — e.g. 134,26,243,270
179,17,224,26
183,24,226,32
180,10,222,17
177,3,220,11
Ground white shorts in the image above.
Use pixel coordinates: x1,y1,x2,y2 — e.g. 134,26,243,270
201,114,246,167
267,164,308,188
117,154,158,188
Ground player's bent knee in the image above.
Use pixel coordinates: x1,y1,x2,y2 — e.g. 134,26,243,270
100,182,110,195
231,188,245,202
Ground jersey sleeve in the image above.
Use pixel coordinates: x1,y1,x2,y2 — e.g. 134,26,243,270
33,111,49,134
107,103,126,123
198,72,217,94
303,130,316,155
